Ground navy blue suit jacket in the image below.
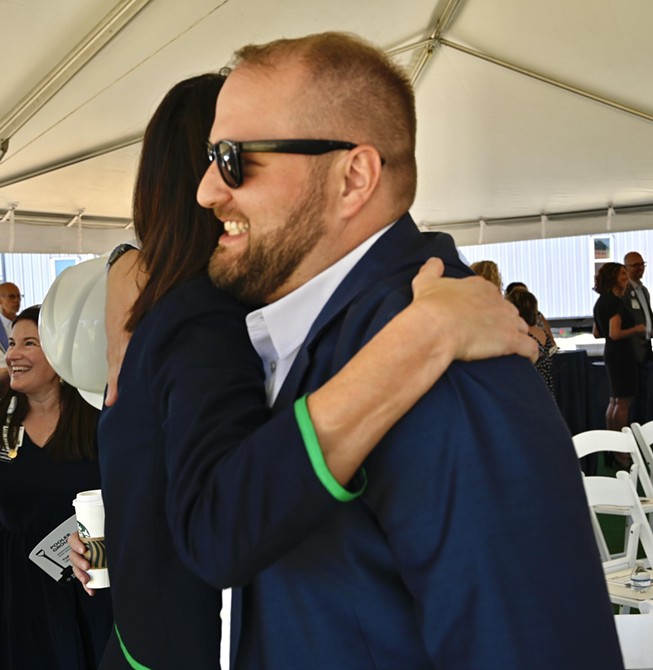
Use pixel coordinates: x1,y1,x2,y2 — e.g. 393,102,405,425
98,276,341,669
231,214,623,669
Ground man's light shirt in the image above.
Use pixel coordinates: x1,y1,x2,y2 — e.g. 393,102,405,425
247,224,392,404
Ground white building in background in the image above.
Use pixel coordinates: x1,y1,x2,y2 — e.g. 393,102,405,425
459,229,653,321
0,253,96,308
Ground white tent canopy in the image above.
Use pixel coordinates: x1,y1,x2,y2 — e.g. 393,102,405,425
1,0,652,253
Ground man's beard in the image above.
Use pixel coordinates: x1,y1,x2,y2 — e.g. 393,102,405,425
208,167,328,304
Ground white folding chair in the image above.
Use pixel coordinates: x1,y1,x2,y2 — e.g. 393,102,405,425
614,601,653,669
583,472,653,613
572,430,653,514
627,422,653,484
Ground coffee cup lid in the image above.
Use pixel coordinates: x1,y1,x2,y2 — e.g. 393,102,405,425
72,489,103,506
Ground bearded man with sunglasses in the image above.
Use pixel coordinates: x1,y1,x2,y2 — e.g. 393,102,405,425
196,32,622,670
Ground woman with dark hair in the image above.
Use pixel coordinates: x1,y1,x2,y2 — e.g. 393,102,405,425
68,73,534,668
0,306,111,669
505,281,527,296
126,73,227,330
593,262,646,434
506,288,556,397
506,281,556,344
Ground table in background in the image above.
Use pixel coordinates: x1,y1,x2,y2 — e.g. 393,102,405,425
552,351,653,474
552,351,609,475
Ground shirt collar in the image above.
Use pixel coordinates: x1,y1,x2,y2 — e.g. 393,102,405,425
0,312,12,331
246,223,393,400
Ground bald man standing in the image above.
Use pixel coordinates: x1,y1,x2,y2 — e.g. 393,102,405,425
0,282,21,390
624,252,653,423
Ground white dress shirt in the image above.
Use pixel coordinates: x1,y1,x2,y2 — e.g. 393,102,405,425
246,224,391,404
0,312,12,367
630,279,653,337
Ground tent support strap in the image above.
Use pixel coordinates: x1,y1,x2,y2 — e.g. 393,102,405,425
439,38,653,124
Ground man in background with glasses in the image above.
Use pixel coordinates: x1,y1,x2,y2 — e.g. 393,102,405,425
196,32,621,669
0,281,21,391
624,250,653,423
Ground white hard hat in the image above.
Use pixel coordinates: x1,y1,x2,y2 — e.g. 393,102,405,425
39,256,108,410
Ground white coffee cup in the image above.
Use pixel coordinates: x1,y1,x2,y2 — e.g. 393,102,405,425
72,489,110,588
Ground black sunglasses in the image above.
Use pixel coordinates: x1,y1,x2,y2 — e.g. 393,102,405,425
206,139,360,188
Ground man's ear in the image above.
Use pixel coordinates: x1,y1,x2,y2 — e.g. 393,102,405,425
338,145,383,218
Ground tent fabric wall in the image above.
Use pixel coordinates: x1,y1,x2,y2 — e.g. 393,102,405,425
431,208,653,247
0,219,132,255
1,253,96,307
460,228,653,320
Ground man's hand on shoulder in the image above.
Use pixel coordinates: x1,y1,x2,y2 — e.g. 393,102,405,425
410,258,538,364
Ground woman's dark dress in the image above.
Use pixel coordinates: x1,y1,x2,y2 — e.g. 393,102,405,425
0,433,112,669
529,330,556,398
593,292,638,397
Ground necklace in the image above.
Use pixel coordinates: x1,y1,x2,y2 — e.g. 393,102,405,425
0,397,25,463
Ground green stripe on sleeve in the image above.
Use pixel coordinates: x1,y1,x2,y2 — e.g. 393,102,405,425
115,624,152,670
294,394,367,502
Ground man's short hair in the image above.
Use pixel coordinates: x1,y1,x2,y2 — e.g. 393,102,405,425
233,32,417,210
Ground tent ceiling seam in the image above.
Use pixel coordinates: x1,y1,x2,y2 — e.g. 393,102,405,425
0,134,143,189
407,0,464,85
0,0,153,148
439,38,653,124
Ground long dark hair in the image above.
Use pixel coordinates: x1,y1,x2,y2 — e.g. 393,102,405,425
506,289,538,327
127,73,226,331
0,306,99,461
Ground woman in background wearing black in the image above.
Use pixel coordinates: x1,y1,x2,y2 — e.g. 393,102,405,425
0,306,111,669
593,262,646,436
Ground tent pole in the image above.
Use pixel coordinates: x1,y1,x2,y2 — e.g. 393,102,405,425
420,202,653,231
0,0,153,154
439,38,653,124
386,0,464,84
0,135,142,189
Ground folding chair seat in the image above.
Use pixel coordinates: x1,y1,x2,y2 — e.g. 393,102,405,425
583,472,653,614
573,430,653,515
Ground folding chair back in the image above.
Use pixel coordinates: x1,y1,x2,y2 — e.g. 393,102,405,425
628,422,653,484
573,430,653,499
583,472,653,613
583,473,653,571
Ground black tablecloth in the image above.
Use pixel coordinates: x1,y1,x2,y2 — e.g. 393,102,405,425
552,350,597,436
552,351,653,474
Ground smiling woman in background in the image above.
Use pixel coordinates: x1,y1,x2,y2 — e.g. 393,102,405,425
0,305,112,670
593,263,646,437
